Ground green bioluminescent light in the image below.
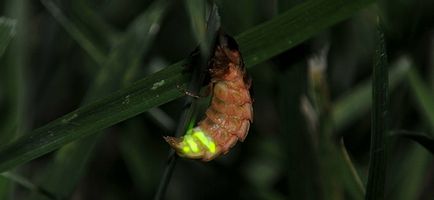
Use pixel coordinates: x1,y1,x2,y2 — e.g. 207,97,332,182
185,135,199,152
182,146,191,153
193,131,216,153
179,128,217,156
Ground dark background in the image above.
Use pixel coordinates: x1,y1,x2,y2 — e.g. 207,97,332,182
0,0,433,199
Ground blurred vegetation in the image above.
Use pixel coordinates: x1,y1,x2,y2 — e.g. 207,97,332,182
0,0,433,200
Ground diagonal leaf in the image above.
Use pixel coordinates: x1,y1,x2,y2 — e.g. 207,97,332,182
0,17,16,57
0,0,376,173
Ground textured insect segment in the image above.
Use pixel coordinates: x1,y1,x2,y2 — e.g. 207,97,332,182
164,33,253,161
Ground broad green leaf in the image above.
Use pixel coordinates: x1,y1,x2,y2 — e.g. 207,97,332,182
0,0,376,173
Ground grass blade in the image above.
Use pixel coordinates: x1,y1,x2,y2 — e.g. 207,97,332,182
0,17,16,57
0,0,376,173
365,18,388,200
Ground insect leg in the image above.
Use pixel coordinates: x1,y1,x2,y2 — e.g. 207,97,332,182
176,85,201,98
176,84,212,98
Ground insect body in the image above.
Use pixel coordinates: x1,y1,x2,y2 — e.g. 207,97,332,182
164,32,253,161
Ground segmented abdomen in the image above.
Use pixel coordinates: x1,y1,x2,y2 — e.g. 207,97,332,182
198,79,252,155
